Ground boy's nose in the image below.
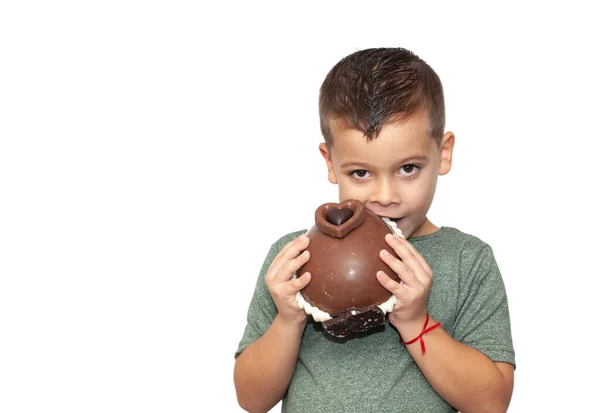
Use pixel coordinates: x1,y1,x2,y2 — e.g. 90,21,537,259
370,178,399,206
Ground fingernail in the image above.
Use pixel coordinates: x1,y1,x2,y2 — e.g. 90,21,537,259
381,249,389,256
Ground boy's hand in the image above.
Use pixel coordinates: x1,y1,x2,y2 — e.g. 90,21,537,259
377,233,432,337
265,234,312,325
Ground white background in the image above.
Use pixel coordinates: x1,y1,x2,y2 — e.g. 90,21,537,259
1,1,599,412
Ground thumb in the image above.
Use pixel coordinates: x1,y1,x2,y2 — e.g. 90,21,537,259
290,272,311,292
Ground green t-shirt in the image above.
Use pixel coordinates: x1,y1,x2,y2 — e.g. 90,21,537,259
236,227,516,412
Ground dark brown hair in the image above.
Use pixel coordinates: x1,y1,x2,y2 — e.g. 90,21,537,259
319,47,445,147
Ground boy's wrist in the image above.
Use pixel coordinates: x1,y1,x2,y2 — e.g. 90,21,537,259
395,313,430,342
398,313,442,355
274,313,308,333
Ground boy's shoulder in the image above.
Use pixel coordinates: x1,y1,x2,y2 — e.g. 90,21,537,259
412,226,489,247
437,226,490,246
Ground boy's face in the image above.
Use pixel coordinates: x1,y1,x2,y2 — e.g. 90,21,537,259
320,110,454,238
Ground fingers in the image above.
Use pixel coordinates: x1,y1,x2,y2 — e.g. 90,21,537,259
379,249,418,287
266,234,310,283
396,235,432,275
376,270,404,296
275,249,310,283
378,234,432,328
287,272,311,294
262,234,314,324
383,234,432,284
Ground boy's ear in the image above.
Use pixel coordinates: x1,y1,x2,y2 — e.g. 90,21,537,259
438,131,455,176
319,143,338,184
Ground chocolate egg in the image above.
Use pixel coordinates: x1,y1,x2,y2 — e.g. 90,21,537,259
298,200,401,316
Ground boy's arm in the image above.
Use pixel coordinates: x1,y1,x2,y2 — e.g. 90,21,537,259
394,315,514,413
234,315,306,412
234,234,312,412
378,234,514,413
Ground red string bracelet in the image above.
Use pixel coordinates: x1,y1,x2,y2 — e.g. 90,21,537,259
400,313,442,355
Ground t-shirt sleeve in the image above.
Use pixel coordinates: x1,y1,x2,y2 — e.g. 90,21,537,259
452,245,516,369
234,232,304,358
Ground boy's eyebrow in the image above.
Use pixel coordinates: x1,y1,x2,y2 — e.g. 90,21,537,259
341,155,429,169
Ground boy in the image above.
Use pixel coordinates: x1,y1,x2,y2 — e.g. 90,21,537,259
234,47,515,413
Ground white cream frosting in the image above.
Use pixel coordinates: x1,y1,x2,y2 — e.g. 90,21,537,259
294,217,403,322
295,292,397,322
381,217,404,238
295,291,332,322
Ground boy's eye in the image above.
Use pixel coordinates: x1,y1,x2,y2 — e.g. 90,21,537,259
350,170,370,179
399,165,419,176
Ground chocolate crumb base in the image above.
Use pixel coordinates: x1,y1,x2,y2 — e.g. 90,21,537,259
322,306,385,338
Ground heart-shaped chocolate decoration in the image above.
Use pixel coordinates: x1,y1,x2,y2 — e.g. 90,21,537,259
326,207,354,226
315,200,365,238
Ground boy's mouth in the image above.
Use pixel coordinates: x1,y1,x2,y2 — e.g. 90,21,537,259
379,216,405,238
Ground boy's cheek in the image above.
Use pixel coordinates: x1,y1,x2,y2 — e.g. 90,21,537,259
339,188,368,203
337,180,367,201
